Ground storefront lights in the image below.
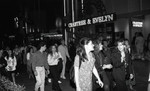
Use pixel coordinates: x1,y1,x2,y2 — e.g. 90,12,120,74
132,21,143,27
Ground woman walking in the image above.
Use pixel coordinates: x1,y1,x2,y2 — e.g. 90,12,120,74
74,37,103,91
5,50,17,84
47,45,63,91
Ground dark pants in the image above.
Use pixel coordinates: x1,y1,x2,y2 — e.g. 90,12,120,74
93,71,111,91
49,65,61,91
105,70,114,91
58,59,63,78
114,80,127,91
113,69,128,91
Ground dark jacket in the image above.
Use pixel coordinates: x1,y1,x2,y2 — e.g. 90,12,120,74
111,48,133,81
93,50,111,74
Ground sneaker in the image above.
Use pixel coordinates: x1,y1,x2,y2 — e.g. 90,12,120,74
58,80,62,84
48,78,51,83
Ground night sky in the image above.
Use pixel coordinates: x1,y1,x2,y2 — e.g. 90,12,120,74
0,0,63,35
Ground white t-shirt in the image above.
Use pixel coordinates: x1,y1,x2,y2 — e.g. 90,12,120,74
47,52,63,66
5,56,17,71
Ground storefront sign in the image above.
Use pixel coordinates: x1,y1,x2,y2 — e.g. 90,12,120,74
132,21,143,27
68,13,115,28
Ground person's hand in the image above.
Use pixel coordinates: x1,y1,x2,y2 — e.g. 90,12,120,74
121,57,125,63
130,74,134,79
102,64,113,69
96,80,104,88
45,70,49,77
34,71,38,76
47,70,50,74
68,57,72,61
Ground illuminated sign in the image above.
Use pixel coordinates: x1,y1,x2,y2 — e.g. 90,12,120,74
68,13,116,28
132,21,143,27
41,33,63,38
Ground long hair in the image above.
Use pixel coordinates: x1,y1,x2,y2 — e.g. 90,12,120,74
8,50,15,59
79,37,92,61
48,45,58,56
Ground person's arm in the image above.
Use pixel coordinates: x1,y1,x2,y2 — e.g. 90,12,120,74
26,53,30,60
74,55,81,91
65,46,71,60
148,73,150,82
93,66,103,87
31,53,37,72
58,52,63,60
44,54,49,71
13,56,17,67
74,66,80,90
127,54,134,79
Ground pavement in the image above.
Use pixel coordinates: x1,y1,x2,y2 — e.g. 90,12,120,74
16,72,75,91
15,60,149,91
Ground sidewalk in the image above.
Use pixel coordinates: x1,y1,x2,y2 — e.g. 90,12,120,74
16,73,75,91
15,60,149,91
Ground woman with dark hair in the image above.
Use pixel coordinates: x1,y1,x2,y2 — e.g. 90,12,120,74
5,50,17,84
74,37,103,91
111,39,133,91
47,45,63,91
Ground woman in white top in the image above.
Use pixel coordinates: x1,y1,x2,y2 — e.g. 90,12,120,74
47,45,63,91
5,50,17,84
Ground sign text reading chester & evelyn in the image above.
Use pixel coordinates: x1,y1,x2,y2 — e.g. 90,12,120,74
68,13,115,28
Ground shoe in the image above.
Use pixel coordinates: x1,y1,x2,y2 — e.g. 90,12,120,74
48,78,51,83
61,76,66,79
58,80,62,84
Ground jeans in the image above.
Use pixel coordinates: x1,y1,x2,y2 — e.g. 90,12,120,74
34,67,45,91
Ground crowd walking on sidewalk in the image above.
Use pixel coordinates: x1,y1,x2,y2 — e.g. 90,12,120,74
0,32,149,91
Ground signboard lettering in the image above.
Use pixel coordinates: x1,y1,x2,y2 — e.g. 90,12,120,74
68,13,115,28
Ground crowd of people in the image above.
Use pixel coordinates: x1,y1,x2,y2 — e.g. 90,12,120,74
0,31,149,91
